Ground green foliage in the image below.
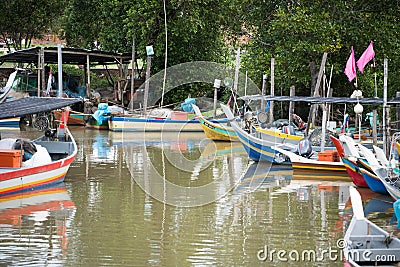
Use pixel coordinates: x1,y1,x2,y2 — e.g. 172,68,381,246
235,1,400,101
0,0,66,51
3,0,400,107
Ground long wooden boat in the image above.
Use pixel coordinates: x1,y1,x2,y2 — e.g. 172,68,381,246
0,70,17,103
360,168,388,195
374,168,400,200
344,187,400,266
86,116,109,130
220,104,291,164
54,110,85,126
108,112,227,132
272,144,348,176
356,144,389,195
343,157,368,187
0,111,77,196
0,117,20,130
192,104,237,141
331,135,368,187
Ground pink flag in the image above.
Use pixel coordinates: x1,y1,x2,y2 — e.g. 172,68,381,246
357,41,375,72
344,46,356,82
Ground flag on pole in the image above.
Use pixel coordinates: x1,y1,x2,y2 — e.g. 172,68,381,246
356,41,375,72
46,69,52,96
344,46,356,82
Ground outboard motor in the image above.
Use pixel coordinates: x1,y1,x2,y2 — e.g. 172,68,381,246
295,138,313,158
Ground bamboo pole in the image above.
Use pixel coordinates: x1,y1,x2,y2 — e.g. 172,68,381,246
306,52,327,136
143,55,152,114
41,48,45,93
383,58,390,156
269,58,274,123
130,37,136,111
288,85,295,123
57,44,63,97
261,74,267,111
37,50,41,97
86,54,91,98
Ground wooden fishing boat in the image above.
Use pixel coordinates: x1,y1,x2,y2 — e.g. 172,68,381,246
53,110,85,126
0,122,77,196
360,168,388,195
0,98,80,196
374,168,400,200
86,116,109,130
192,104,237,141
0,117,20,130
109,110,227,132
272,144,348,175
344,187,400,266
355,144,388,194
0,70,18,103
220,104,291,164
331,135,368,187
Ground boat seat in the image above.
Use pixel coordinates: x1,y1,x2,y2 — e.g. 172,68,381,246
350,235,394,249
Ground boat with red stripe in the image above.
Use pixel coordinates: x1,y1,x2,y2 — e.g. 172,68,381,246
0,109,77,196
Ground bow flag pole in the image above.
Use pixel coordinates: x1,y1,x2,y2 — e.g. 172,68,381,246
344,46,356,82
357,41,375,73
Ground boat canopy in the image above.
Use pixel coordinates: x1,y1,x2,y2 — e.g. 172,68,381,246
0,97,82,119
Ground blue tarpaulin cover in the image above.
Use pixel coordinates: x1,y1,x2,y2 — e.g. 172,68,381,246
92,103,110,124
180,98,196,112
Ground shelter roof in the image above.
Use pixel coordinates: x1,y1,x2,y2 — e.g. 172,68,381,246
0,97,82,119
0,47,132,66
239,95,400,105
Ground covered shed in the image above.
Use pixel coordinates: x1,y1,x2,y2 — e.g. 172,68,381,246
0,46,135,100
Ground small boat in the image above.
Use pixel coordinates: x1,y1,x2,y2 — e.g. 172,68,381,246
220,104,291,164
272,144,348,175
360,168,389,195
109,108,227,132
0,70,18,103
356,144,388,194
331,135,368,187
192,104,237,141
0,107,78,196
374,167,400,200
343,187,400,266
86,102,113,130
53,110,85,126
0,117,20,130
86,117,109,130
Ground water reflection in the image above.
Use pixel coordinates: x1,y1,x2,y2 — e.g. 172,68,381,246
0,128,399,266
0,184,76,266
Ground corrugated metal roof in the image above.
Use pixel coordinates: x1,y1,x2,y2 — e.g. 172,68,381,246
0,47,132,65
239,95,400,105
0,97,83,119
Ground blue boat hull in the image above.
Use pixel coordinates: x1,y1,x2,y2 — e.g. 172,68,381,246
361,168,388,195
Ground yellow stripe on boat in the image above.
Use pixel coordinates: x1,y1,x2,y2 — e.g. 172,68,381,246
255,127,303,141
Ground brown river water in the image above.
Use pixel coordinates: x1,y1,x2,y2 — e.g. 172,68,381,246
0,127,398,266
